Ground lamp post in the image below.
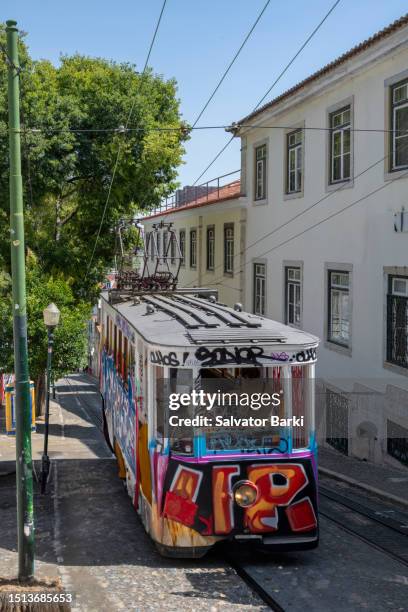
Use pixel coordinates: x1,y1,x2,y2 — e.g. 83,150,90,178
40,303,60,494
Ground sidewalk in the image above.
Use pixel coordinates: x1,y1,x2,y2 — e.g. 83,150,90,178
319,445,408,507
0,375,267,612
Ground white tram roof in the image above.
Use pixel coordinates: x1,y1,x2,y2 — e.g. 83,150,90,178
101,292,319,352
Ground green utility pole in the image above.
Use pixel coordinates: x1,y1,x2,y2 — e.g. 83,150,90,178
6,19,35,581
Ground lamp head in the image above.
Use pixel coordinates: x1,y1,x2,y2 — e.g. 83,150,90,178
43,303,61,328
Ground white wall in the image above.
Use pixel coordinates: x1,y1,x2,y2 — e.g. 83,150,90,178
142,198,246,306
239,27,408,464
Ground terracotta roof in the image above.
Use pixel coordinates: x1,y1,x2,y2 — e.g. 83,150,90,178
236,13,408,126
143,180,241,220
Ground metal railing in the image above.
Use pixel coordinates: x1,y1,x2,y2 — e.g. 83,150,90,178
147,169,240,217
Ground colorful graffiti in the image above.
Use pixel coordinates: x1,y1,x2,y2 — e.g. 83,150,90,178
162,458,317,538
102,350,136,475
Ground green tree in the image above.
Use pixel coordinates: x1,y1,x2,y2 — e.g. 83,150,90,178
0,26,188,298
0,259,90,410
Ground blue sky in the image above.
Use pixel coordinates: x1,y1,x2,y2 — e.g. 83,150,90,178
2,1,408,189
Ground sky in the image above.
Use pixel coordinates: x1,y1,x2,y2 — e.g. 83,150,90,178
2,0,408,190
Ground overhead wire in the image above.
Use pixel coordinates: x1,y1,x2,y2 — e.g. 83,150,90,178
191,0,272,129
183,144,396,287
213,166,408,294
85,0,168,282
191,0,342,186
184,138,408,293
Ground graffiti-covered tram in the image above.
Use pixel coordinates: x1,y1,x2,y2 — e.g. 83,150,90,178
97,291,320,557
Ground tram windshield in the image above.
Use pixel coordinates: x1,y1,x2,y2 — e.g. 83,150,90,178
154,364,314,456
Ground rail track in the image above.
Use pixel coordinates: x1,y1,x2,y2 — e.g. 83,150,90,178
60,376,408,610
319,484,408,567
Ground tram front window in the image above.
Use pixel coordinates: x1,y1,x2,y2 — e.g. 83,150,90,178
163,365,312,456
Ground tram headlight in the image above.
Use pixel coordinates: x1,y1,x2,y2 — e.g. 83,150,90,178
233,481,258,508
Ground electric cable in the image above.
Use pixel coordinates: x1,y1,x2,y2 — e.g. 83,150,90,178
191,0,272,128
85,0,168,281
191,0,342,186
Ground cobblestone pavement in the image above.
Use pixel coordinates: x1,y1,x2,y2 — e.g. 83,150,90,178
0,375,267,611
2,374,408,611
319,446,408,506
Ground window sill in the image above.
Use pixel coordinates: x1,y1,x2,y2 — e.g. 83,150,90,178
253,198,268,207
384,167,408,182
284,191,304,201
324,340,352,357
326,179,353,193
383,360,408,377
223,271,234,278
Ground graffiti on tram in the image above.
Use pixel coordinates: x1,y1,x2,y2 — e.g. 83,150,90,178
102,350,136,475
150,347,317,367
162,458,317,536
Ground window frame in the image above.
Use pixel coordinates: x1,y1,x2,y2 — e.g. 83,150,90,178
170,232,176,264
327,270,351,348
284,266,302,328
385,272,408,371
223,223,234,275
190,228,197,269
206,225,215,271
254,143,267,201
179,229,186,267
253,262,266,315
286,129,303,194
329,105,351,184
390,78,408,171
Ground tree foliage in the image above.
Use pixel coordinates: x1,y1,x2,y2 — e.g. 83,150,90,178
0,260,89,382
0,26,188,298
0,25,187,382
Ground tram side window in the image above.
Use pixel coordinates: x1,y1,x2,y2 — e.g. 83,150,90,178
113,324,118,365
123,336,128,381
117,329,123,374
105,315,110,350
168,368,194,455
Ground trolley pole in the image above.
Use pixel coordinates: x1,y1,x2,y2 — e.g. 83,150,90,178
6,19,35,581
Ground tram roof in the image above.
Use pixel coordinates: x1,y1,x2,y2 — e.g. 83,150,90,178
101,292,319,351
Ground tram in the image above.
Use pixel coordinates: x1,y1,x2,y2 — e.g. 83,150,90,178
97,287,320,558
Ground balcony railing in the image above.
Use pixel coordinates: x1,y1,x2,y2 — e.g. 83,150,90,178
147,169,241,217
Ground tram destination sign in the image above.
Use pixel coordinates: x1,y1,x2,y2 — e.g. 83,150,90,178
149,345,317,368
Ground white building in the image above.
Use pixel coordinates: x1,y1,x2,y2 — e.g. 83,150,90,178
142,180,246,306
229,14,408,466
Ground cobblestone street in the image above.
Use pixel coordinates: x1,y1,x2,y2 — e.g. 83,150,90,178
0,376,267,612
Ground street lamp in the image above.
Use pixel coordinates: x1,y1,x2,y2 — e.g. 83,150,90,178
40,303,60,494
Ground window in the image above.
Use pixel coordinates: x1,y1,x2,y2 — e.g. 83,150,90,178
179,230,185,266
391,80,408,170
285,267,301,327
170,232,176,264
150,233,155,260
122,336,129,384
287,130,303,193
223,224,234,274
163,232,168,258
253,263,266,315
329,106,351,183
206,226,215,271
255,144,267,200
328,271,350,346
386,275,408,369
156,232,161,258
190,229,197,268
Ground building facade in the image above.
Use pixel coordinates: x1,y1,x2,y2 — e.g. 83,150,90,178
231,15,408,467
142,181,246,306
